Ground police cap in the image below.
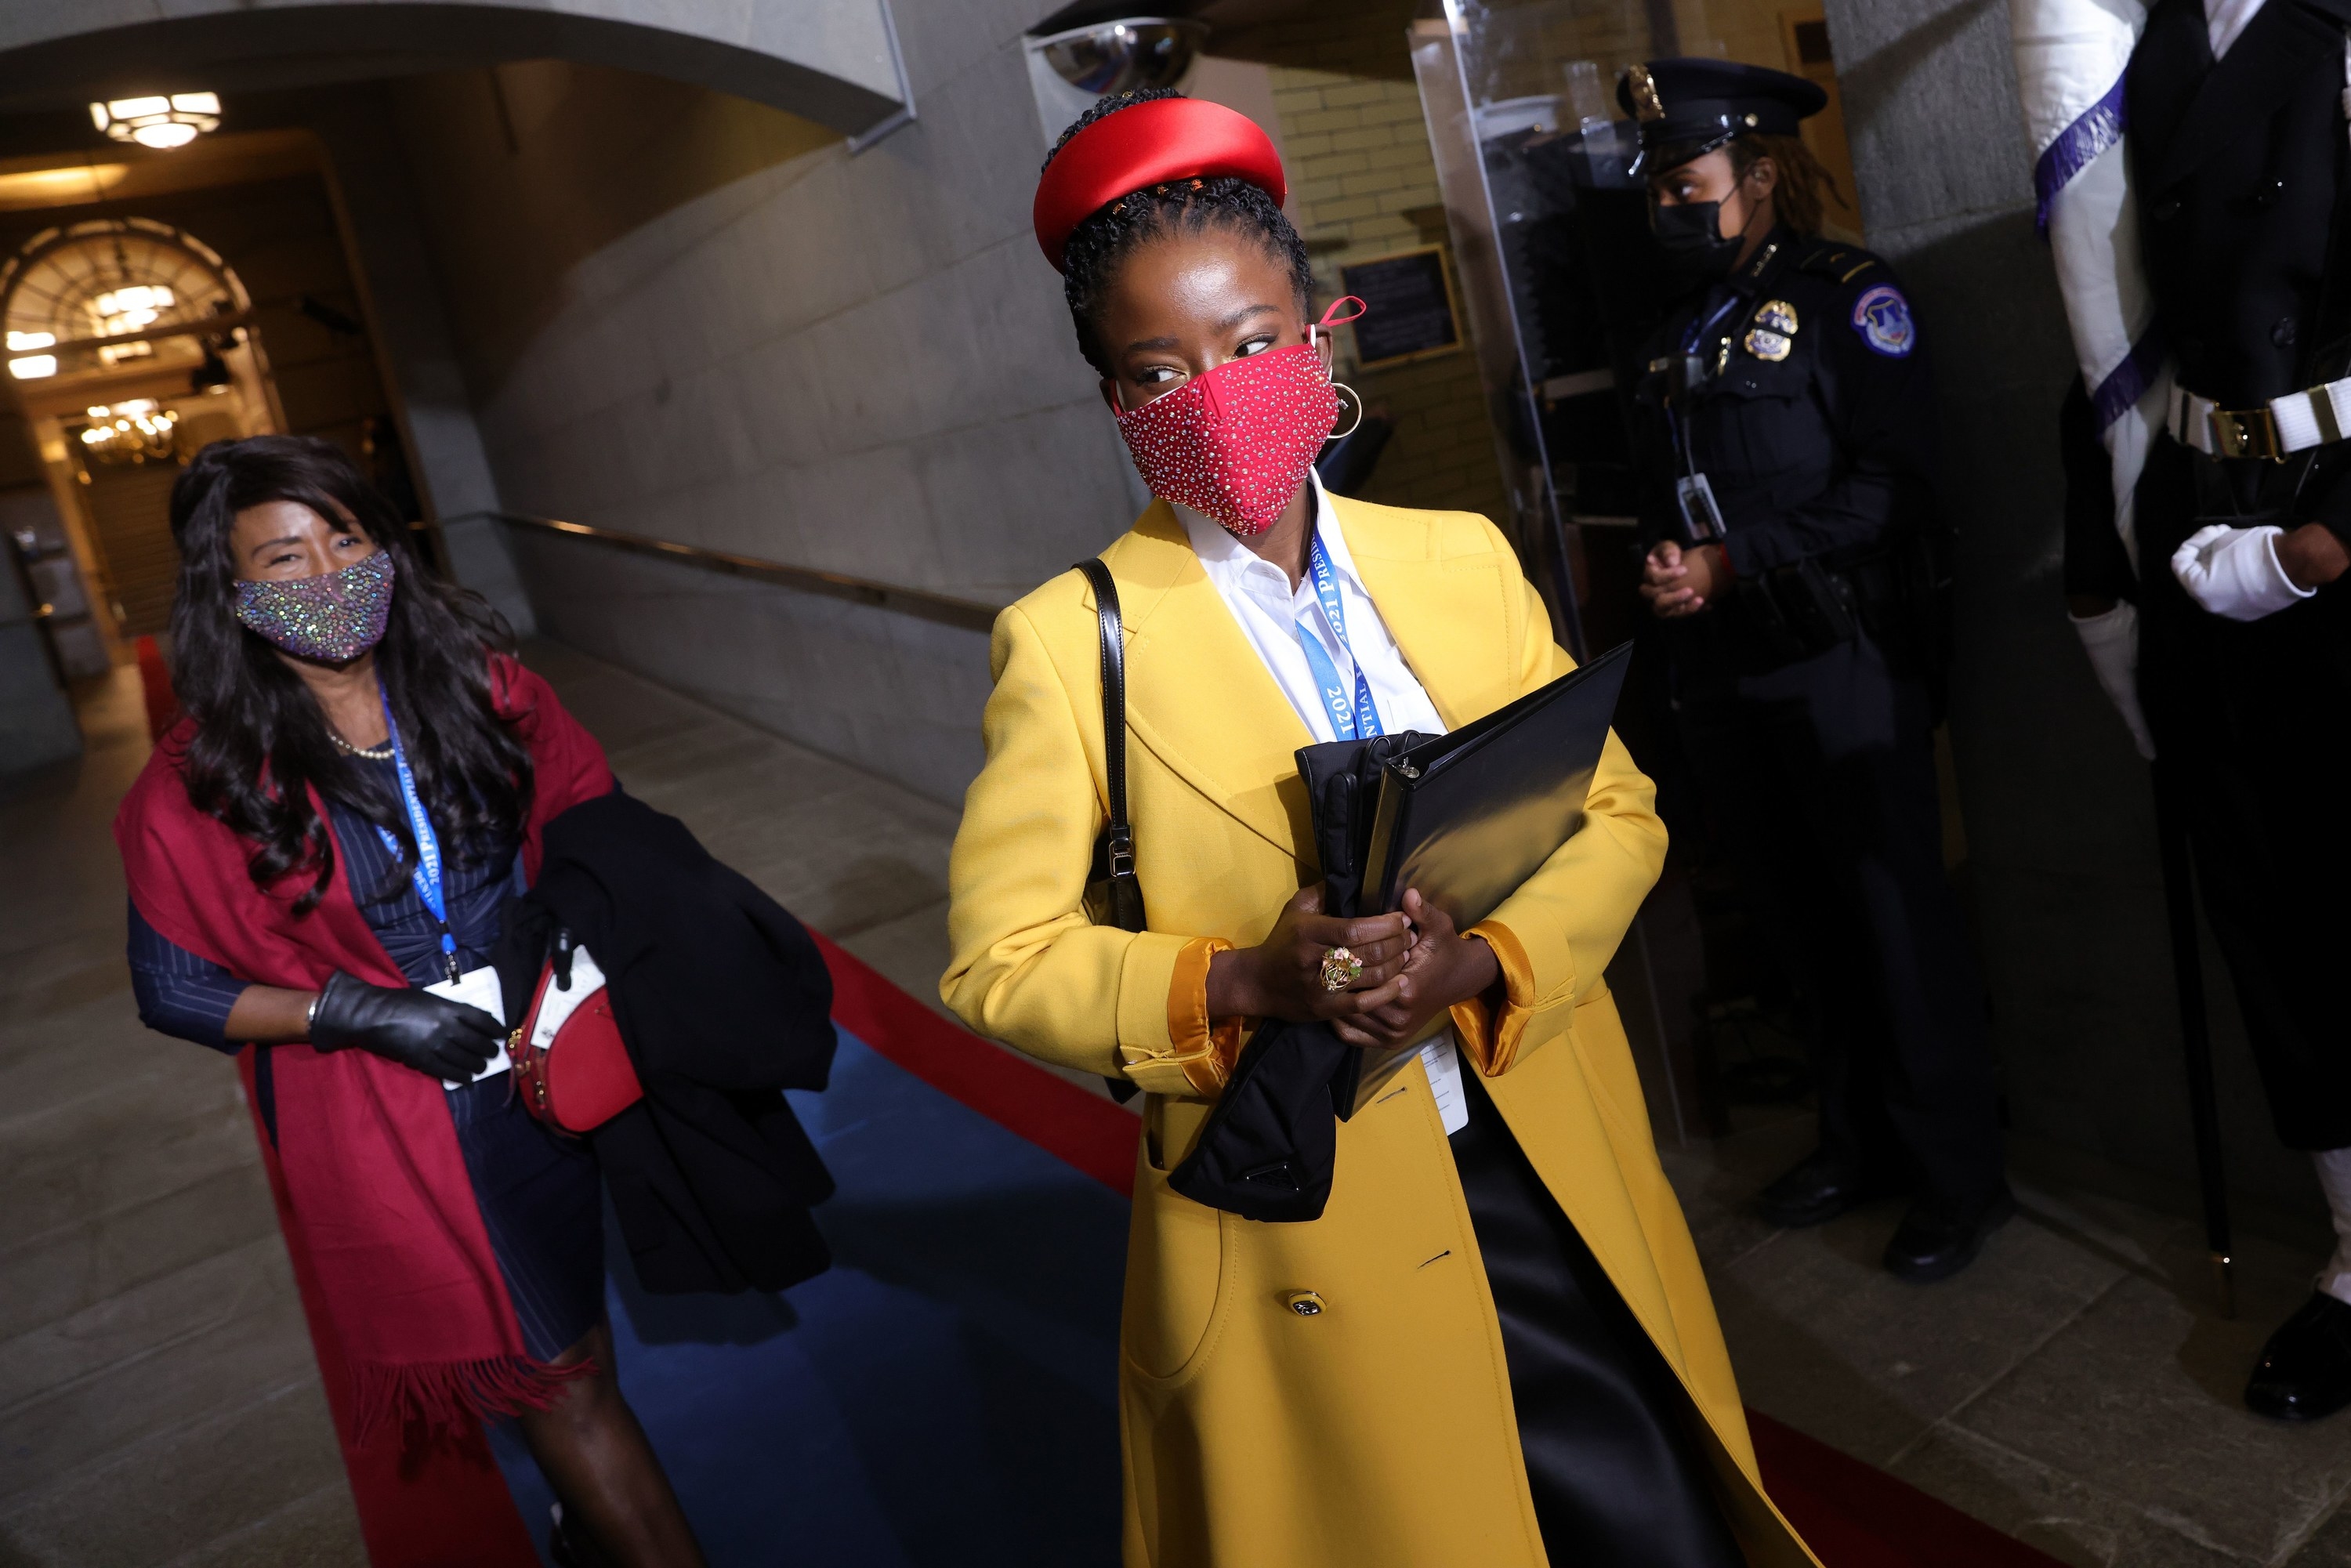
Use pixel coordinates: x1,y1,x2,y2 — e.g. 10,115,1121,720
1616,59,1828,176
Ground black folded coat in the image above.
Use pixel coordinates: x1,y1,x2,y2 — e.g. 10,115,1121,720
1168,731,1433,1223
494,791,838,1295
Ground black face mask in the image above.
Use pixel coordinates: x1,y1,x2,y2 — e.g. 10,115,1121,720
1651,199,1743,287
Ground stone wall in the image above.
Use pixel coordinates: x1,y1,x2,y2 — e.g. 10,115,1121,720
390,13,1144,804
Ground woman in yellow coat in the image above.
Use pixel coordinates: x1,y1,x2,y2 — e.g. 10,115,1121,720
943,91,1817,1568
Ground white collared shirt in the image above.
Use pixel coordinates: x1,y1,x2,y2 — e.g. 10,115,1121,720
1173,472,1449,746
2206,0,2264,58
1172,473,1468,1135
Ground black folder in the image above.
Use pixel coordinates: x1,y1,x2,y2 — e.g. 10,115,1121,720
1168,643,1638,1213
1339,640,1634,1113
1361,639,1633,926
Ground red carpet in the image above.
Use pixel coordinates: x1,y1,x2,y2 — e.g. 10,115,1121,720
815,938,2071,1568
1749,1410,2067,1567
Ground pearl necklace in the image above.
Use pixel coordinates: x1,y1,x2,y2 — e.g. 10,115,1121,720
329,729,393,761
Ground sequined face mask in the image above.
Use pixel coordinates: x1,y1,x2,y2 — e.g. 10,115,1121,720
1114,298,1364,538
234,549,395,661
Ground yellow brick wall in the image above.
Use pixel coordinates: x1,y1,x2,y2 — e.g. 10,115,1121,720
1266,67,1512,521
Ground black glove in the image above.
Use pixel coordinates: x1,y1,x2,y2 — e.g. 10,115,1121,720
310,971,502,1081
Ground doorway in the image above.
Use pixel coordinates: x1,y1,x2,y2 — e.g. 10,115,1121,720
0,132,426,690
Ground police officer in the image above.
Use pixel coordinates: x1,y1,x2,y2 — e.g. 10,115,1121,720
1621,60,2009,1280
2065,0,2351,1419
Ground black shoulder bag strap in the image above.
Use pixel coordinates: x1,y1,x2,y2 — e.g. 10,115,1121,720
1075,559,1147,1104
1075,559,1146,935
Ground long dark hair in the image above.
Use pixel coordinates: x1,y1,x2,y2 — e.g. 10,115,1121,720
167,434,532,914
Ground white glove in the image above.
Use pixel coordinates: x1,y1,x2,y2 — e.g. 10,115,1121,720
2069,603,2156,760
2170,523,2316,621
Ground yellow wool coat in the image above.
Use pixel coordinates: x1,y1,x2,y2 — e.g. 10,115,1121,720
943,494,1817,1568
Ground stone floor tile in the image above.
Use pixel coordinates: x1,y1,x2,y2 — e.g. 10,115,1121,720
1657,1108,1816,1272
833,897,955,1016
1950,1263,2351,1563
0,1237,295,1415
1888,1422,2246,1566
0,1383,353,1568
0,1165,281,1345
0,933,136,1046
2290,1497,2351,1565
1709,1196,2125,1466
0,1276,321,1505
0,1059,255,1257
157,1483,368,1568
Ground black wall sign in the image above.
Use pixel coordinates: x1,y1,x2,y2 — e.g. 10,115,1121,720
1339,246,1462,368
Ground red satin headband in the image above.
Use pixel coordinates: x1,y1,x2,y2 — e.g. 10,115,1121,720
1032,96,1288,272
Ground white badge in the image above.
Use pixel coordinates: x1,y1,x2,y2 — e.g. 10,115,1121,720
1675,472,1726,541
1420,1034,1469,1135
427,965,511,1089
527,947,607,1053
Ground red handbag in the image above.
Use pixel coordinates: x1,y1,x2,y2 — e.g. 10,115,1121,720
508,945,643,1135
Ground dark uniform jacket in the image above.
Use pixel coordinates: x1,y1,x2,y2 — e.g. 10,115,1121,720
2070,0,2351,603
1634,226,1940,672
2058,0,2351,1152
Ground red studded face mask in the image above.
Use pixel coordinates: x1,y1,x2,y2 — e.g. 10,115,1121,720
1114,298,1364,538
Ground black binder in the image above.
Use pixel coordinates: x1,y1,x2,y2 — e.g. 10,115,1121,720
1362,640,1634,926
1168,642,1637,1215
1338,640,1635,1114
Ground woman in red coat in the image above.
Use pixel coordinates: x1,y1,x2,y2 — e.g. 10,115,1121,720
114,436,698,1566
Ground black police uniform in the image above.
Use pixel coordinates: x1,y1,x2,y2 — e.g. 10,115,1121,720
1621,61,2005,1253
2062,0,2351,1418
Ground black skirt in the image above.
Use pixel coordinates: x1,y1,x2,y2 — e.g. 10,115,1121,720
1449,1069,1745,1566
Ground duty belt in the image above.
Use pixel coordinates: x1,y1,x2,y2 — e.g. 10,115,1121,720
2168,377,2351,462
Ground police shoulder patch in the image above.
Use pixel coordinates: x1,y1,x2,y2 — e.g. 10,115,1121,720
1851,284,1915,358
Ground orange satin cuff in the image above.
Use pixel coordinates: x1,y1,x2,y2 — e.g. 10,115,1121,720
1450,920,1535,1077
1163,936,1248,1096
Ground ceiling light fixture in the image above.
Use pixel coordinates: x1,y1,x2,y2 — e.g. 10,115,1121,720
89,93,222,150
78,399,179,464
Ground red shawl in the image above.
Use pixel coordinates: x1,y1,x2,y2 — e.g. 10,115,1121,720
114,655,614,1445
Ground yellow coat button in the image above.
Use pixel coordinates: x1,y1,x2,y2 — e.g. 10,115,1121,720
1284,1291,1325,1317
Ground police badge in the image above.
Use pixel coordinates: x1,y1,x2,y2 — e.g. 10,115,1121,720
1744,298,1798,362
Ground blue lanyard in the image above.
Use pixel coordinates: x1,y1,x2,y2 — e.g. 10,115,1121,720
1294,531,1383,742
375,689,460,982
1680,288,1743,353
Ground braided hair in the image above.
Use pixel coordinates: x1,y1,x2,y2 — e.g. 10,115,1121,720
1046,90,1315,376
1725,133,1847,237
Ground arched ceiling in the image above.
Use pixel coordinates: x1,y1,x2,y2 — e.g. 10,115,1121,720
0,1,911,143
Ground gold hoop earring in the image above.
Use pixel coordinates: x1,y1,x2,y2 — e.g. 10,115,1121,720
1326,382,1365,443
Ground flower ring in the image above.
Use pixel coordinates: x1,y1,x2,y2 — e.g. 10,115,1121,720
1319,946,1364,992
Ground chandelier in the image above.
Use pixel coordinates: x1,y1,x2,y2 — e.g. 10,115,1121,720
89,94,222,150
78,400,179,465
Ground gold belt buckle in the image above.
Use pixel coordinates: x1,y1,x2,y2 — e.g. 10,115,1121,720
2207,405,2281,462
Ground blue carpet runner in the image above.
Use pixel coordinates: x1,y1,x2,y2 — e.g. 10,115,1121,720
489,1030,1130,1566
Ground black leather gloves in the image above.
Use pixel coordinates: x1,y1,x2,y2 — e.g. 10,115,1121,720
309,971,502,1081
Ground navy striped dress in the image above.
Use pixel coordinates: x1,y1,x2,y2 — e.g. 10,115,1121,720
128,754,605,1363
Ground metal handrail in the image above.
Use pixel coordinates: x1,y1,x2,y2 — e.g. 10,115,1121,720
473,510,1001,633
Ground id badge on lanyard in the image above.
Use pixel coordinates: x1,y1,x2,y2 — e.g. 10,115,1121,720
377,690,509,1085
1675,473,1726,541
1671,292,1741,545
1295,531,1383,742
